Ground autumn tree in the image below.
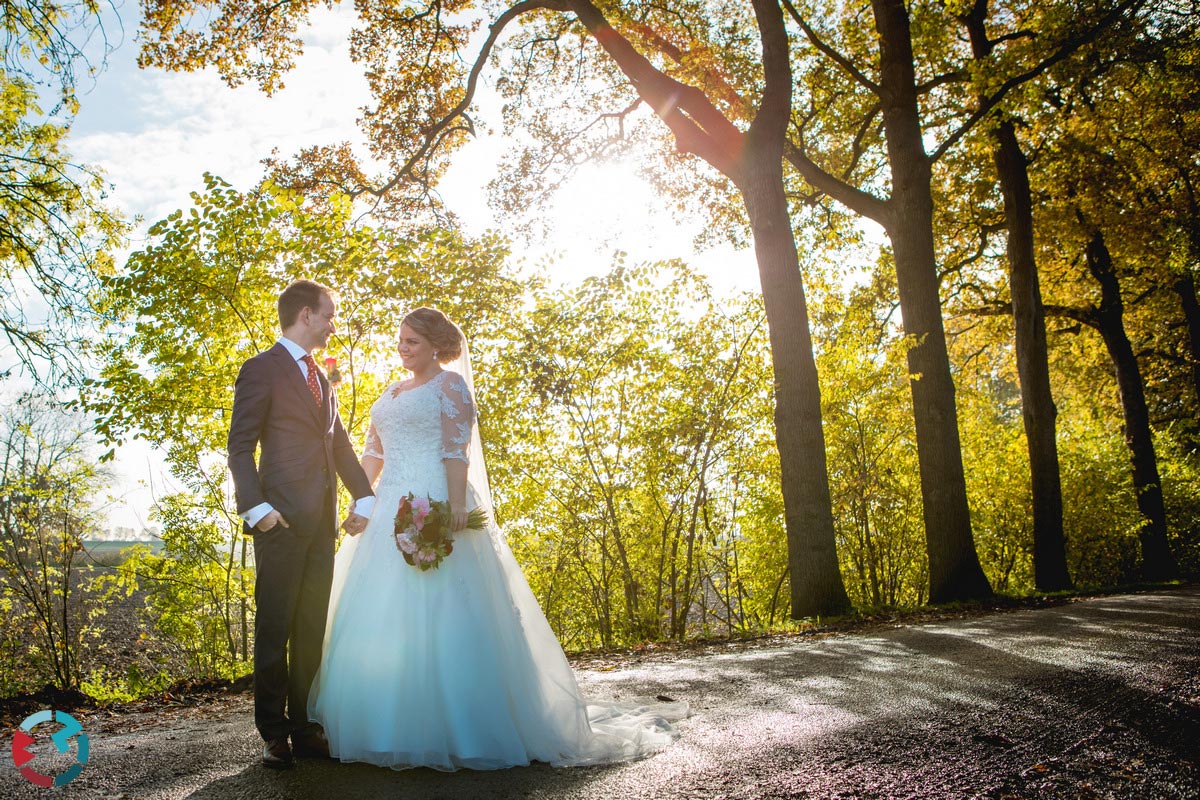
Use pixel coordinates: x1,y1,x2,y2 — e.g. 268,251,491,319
482,261,781,644
1034,49,1189,582
778,0,1163,600
769,0,991,602
954,0,1074,591
1,1,123,380
956,2,1195,581
0,390,110,693
86,174,520,460
810,266,929,606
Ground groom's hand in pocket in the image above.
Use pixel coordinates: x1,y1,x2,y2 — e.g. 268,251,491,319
256,510,289,532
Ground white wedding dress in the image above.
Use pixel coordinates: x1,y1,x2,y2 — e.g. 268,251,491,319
308,369,685,770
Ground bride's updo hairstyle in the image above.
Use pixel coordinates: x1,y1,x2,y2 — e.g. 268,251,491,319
402,307,463,363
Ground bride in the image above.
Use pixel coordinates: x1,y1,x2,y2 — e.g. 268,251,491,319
308,306,686,770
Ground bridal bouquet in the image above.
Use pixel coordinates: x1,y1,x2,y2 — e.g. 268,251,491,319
393,493,488,571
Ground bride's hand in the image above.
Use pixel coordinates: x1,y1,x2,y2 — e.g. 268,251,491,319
450,505,468,532
341,513,368,536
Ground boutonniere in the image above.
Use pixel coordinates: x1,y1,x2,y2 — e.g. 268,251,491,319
324,356,343,387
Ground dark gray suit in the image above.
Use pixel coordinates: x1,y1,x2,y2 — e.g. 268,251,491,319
227,342,373,741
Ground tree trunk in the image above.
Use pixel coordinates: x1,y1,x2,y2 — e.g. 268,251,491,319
739,173,850,617
739,0,850,618
993,122,1073,590
872,0,992,603
1085,230,1180,581
961,2,1071,591
1173,270,1200,416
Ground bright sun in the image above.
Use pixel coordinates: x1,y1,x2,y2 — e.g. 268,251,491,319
526,158,756,293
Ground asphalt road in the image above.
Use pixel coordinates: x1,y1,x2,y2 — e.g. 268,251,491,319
4,587,1198,799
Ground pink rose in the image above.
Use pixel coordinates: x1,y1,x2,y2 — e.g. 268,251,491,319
411,498,431,528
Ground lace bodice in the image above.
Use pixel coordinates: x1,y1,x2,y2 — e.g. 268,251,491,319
363,371,475,489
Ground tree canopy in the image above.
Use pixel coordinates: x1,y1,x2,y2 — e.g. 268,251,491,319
1,0,123,381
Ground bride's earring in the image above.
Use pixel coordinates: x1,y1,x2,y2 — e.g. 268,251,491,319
433,350,439,361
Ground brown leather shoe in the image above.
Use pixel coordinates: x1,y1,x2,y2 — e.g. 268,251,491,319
291,729,331,759
262,737,293,769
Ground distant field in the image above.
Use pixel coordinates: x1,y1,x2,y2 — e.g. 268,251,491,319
83,540,165,565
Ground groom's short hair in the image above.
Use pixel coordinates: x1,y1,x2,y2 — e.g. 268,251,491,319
278,279,334,329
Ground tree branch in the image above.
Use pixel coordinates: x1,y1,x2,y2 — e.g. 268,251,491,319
964,300,1101,330
932,0,1148,162
352,0,568,199
784,139,892,225
749,0,793,144
781,0,881,95
564,0,744,177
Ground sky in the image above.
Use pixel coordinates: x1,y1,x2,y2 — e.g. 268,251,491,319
63,2,761,534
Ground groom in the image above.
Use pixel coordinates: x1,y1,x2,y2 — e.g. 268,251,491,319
227,279,375,769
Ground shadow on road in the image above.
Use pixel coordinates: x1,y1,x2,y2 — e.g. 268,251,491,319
180,758,624,800
5,588,1198,800
585,589,1200,798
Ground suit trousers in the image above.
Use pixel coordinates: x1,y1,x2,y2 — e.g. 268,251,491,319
251,497,335,741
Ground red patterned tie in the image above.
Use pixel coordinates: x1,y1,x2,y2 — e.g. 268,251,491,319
301,354,322,405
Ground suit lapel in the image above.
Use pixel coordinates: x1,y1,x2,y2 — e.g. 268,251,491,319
271,344,325,429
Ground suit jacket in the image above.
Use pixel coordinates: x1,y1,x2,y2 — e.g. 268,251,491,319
227,342,373,537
